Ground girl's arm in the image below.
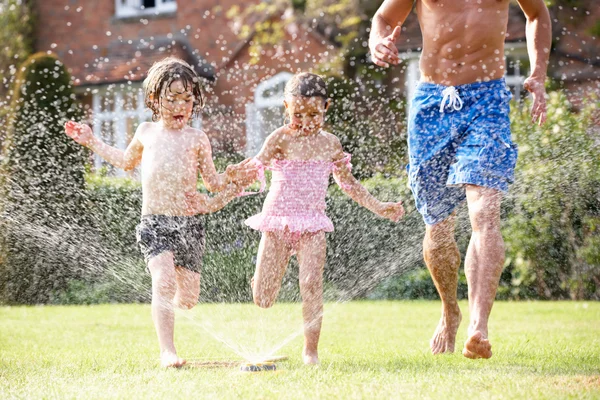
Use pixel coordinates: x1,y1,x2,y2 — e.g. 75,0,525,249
254,128,284,166
331,140,404,222
196,131,259,191
64,121,142,171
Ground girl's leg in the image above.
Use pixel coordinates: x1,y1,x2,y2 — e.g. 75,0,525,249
296,231,327,365
147,251,185,368
253,231,292,308
173,266,201,310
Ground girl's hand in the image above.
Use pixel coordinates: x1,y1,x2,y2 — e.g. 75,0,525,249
377,201,405,222
226,158,259,186
64,121,95,147
184,192,209,215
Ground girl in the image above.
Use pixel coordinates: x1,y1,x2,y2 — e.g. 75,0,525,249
246,72,404,364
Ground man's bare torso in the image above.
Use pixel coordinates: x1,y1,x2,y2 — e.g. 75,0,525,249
416,0,511,86
138,123,203,216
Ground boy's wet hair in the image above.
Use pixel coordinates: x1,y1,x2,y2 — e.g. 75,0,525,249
284,72,328,101
143,57,205,122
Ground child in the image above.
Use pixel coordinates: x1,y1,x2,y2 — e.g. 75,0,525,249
64,57,257,368
246,72,404,364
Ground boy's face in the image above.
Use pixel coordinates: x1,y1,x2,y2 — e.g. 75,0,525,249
159,80,194,130
284,96,329,135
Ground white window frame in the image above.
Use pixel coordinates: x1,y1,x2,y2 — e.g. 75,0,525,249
115,0,177,18
246,72,293,156
504,42,529,103
91,84,152,176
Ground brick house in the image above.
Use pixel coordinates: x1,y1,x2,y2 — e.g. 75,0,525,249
33,1,599,175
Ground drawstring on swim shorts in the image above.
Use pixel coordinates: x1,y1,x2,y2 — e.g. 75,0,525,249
440,86,463,113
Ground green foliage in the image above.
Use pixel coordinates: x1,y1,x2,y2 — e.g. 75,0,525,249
0,0,34,97
0,52,88,304
502,91,600,300
324,75,408,179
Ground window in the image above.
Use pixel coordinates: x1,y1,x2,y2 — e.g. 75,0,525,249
246,72,293,156
115,0,176,18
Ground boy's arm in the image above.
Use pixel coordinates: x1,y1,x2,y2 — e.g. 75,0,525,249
185,182,242,214
197,133,228,192
330,138,404,222
64,121,143,171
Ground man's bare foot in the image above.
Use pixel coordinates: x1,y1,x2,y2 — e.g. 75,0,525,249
430,305,462,355
462,330,492,359
302,348,320,365
160,351,186,368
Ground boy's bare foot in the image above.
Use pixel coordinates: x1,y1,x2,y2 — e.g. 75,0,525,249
160,351,186,368
302,348,320,365
462,331,492,359
430,305,462,354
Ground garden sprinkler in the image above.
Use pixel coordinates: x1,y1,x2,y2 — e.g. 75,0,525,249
239,362,277,372
239,355,287,372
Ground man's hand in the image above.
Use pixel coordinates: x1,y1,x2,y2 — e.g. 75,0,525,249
376,201,405,222
226,158,259,187
64,121,95,147
369,25,401,68
523,76,547,126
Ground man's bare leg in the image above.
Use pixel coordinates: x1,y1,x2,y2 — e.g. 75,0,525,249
462,185,504,359
297,232,326,365
148,252,185,368
423,213,462,354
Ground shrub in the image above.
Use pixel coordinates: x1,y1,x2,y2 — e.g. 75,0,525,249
0,53,89,304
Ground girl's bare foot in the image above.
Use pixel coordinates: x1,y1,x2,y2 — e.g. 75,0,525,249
430,305,462,354
462,331,492,359
302,348,320,365
160,351,186,368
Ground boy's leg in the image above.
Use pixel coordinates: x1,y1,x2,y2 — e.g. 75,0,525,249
296,231,327,365
423,213,462,355
147,251,185,367
462,185,503,359
173,266,201,309
252,231,292,308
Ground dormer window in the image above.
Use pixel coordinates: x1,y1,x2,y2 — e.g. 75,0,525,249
115,0,176,18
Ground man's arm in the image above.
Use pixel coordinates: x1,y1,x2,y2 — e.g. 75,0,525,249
64,120,143,171
369,0,414,68
516,0,552,125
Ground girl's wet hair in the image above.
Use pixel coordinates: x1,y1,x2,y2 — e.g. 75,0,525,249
284,72,328,101
143,57,205,122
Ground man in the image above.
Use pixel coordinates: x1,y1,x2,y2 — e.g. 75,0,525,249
369,0,550,358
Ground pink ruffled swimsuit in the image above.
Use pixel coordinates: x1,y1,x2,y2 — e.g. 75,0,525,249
245,154,352,247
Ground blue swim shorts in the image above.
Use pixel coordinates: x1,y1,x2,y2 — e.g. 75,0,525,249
407,78,518,225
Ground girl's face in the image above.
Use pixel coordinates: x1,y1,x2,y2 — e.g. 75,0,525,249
159,80,194,130
284,96,329,135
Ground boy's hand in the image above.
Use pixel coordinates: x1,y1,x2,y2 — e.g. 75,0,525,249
226,158,259,187
65,121,95,147
184,191,209,215
377,201,405,222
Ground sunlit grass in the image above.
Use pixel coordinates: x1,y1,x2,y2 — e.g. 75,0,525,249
1,301,598,399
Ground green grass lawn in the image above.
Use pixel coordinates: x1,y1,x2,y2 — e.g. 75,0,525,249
1,301,599,399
